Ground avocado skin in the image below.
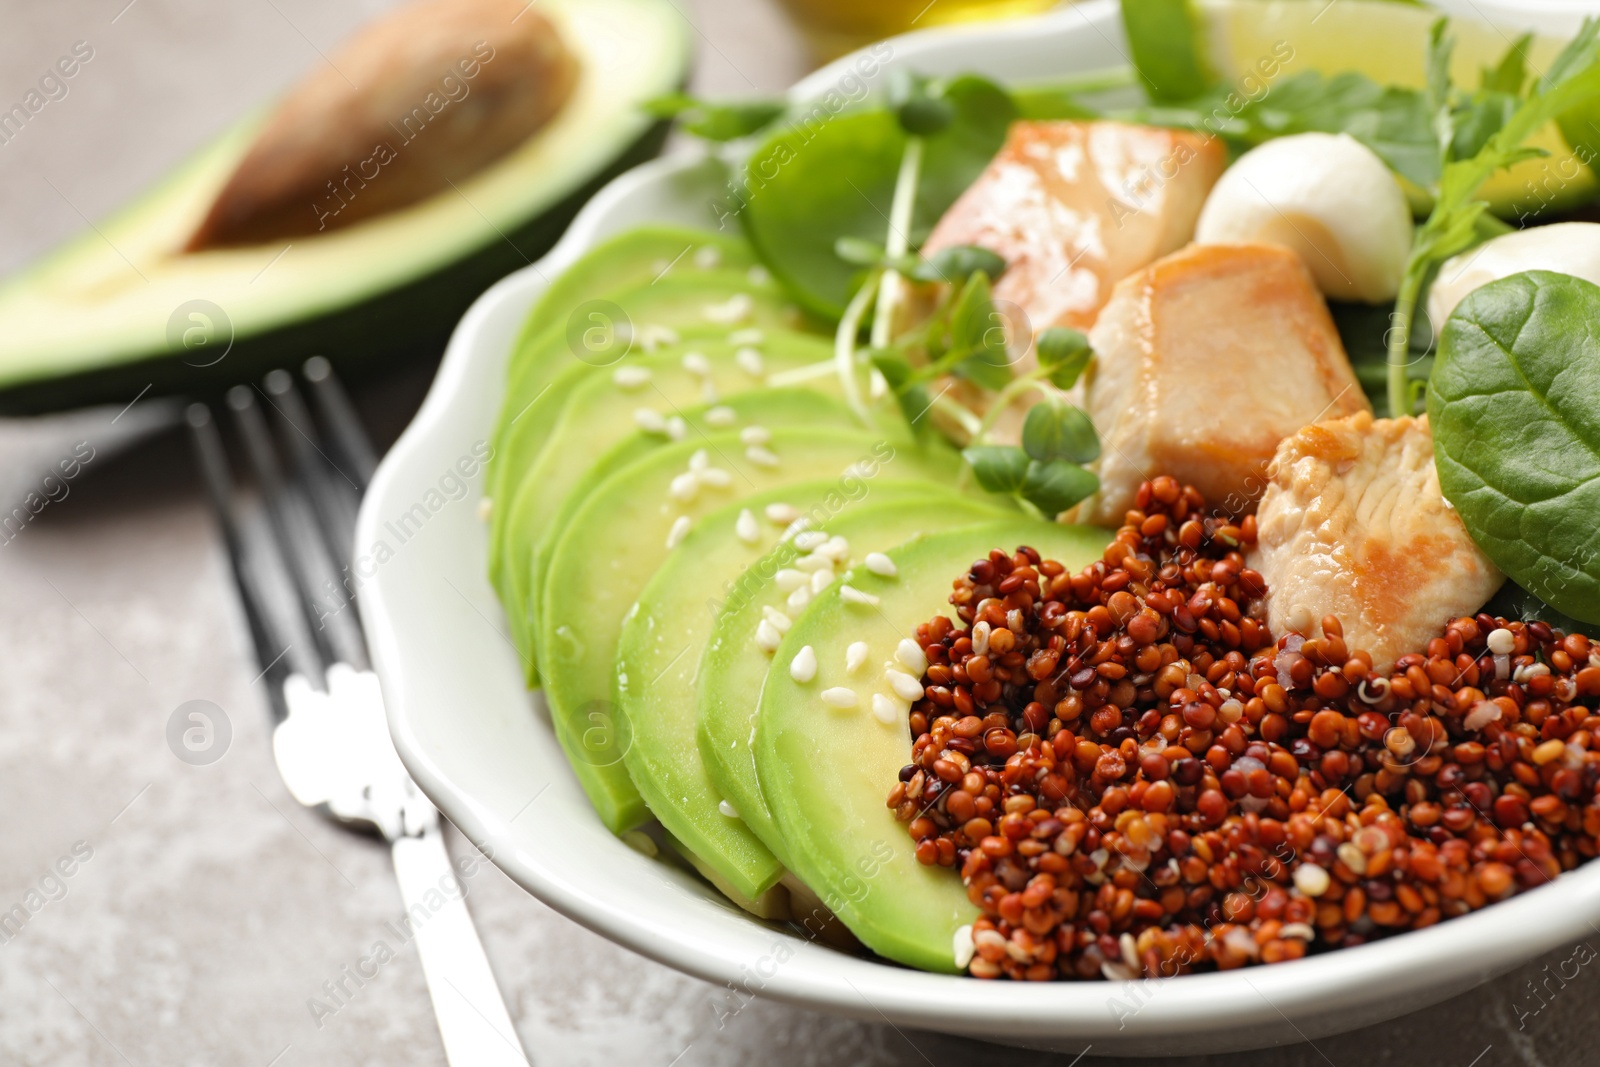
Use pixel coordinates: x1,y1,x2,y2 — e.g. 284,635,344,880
0,123,669,415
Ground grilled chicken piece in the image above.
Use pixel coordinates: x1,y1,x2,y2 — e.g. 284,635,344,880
1249,412,1503,672
1079,243,1369,524
920,120,1226,335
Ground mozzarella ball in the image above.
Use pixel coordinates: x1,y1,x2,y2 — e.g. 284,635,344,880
1195,132,1412,303
1428,222,1600,328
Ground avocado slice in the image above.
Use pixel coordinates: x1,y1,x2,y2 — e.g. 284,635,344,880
618,480,1000,902
496,332,836,670
539,427,964,833
756,520,1110,973
0,0,691,413
697,494,1015,863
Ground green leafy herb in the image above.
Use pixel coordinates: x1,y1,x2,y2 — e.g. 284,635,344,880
1021,459,1100,517
1021,395,1100,465
888,69,956,136
1034,327,1093,390
642,92,786,141
871,349,933,435
945,272,1013,390
962,445,1030,494
912,244,1006,284
1119,0,1212,102
1428,270,1600,626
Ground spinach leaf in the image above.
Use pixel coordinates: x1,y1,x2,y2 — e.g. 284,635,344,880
740,76,1016,319
1119,0,1212,102
643,93,787,141
1428,270,1600,626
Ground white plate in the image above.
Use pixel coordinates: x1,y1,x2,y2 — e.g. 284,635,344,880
356,1,1600,1054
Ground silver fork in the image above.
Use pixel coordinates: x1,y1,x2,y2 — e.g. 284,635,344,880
187,359,530,1067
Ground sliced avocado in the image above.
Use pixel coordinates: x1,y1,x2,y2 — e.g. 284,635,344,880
539,427,964,833
497,332,836,670
756,520,1110,973
0,0,690,413
618,480,993,902
698,494,1014,864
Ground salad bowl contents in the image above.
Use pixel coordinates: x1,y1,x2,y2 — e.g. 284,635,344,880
364,0,1600,1051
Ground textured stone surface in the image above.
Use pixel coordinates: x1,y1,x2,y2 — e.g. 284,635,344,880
1,2,1598,1065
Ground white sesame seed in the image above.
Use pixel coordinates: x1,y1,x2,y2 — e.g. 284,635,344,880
789,645,818,683
762,605,791,633
634,408,667,433
735,509,759,544
697,467,732,488
864,552,897,577
765,503,799,525
700,379,720,404
746,445,780,467
728,328,764,346
703,293,754,325
840,585,880,607
665,515,692,549
612,365,651,390
780,518,812,541
754,619,782,653
814,536,850,562
1293,863,1330,897
693,245,722,269
688,448,709,472
638,324,678,352
972,620,991,656
668,472,699,502
704,405,737,428
793,530,828,550
735,347,765,378
811,569,834,593
953,925,975,968
846,641,869,673
665,416,687,441
895,638,927,675
786,586,812,612
795,554,832,573
718,799,740,818
820,687,858,708
886,669,924,701
774,568,807,592
871,693,901,724
1487,628,1515,655
682,351,712,377
748,264,771,286
740,425,772,447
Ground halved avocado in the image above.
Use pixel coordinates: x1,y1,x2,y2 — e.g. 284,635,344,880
498,331,836,670
0,0,689,412
697,494,1015,864
617,480,996,902
756,521,1109,973
539,426,965,833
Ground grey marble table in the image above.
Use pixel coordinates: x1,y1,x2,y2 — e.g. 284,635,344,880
0,2,1596,1065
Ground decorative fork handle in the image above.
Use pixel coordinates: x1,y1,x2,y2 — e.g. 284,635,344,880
391,826,530,1066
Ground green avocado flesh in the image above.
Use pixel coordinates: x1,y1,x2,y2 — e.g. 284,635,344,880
539,428,964,833
697,495,1015,866
618,481,1009,901
509,383,853,679
0,0,690,413
756,521,1110,973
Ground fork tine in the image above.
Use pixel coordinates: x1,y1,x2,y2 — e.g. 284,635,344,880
186,403,295,723
226,384,339,675
262,369,362,575
302,356,378,491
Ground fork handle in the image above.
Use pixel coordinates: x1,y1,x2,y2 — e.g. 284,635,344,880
391,826,529,1066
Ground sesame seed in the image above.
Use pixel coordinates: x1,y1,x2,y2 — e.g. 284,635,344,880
789,645,818,683
746,445,780,467
871,693,902,724
612,366,651,390
810,569,834,593
796,554,833,573
765,503,799,525
735,347,765,378
634,408,667,434
821,687,858,708
693,245,722,269
1487,628,1515,655
665,416,687,441
840,585,880,607
895,638,927,675
953,925,975,968
718,799,740,818
700,379,719,405
748,264,772,286
638,324,678,352
793,530,828,550
704,405,737,428
740,425,772,447
735,509,759,544
728,328,764,346
668,472,699,502
780,518,812,541
682,351,711,377
754,619,782,653
846,641,869,673
815,536,850,562
665,515,692,549
786,586,812,612
864,552,897,577
762,605,792,633
688,449,709,472
774,568,807,592
697,467,732,488
886,669,924,701
703,293,754,325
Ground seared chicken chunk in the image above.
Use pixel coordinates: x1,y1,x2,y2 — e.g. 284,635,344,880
1079,243,1369,524
1249,412,1503,672
921,120,1226,334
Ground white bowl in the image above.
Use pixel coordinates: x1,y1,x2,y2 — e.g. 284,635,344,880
356,1,1600,1054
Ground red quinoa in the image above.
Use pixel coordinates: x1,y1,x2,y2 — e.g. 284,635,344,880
888,475,1600,981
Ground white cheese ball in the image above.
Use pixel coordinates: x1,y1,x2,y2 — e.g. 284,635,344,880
1195,132,1412,303
1428,222,1600,329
